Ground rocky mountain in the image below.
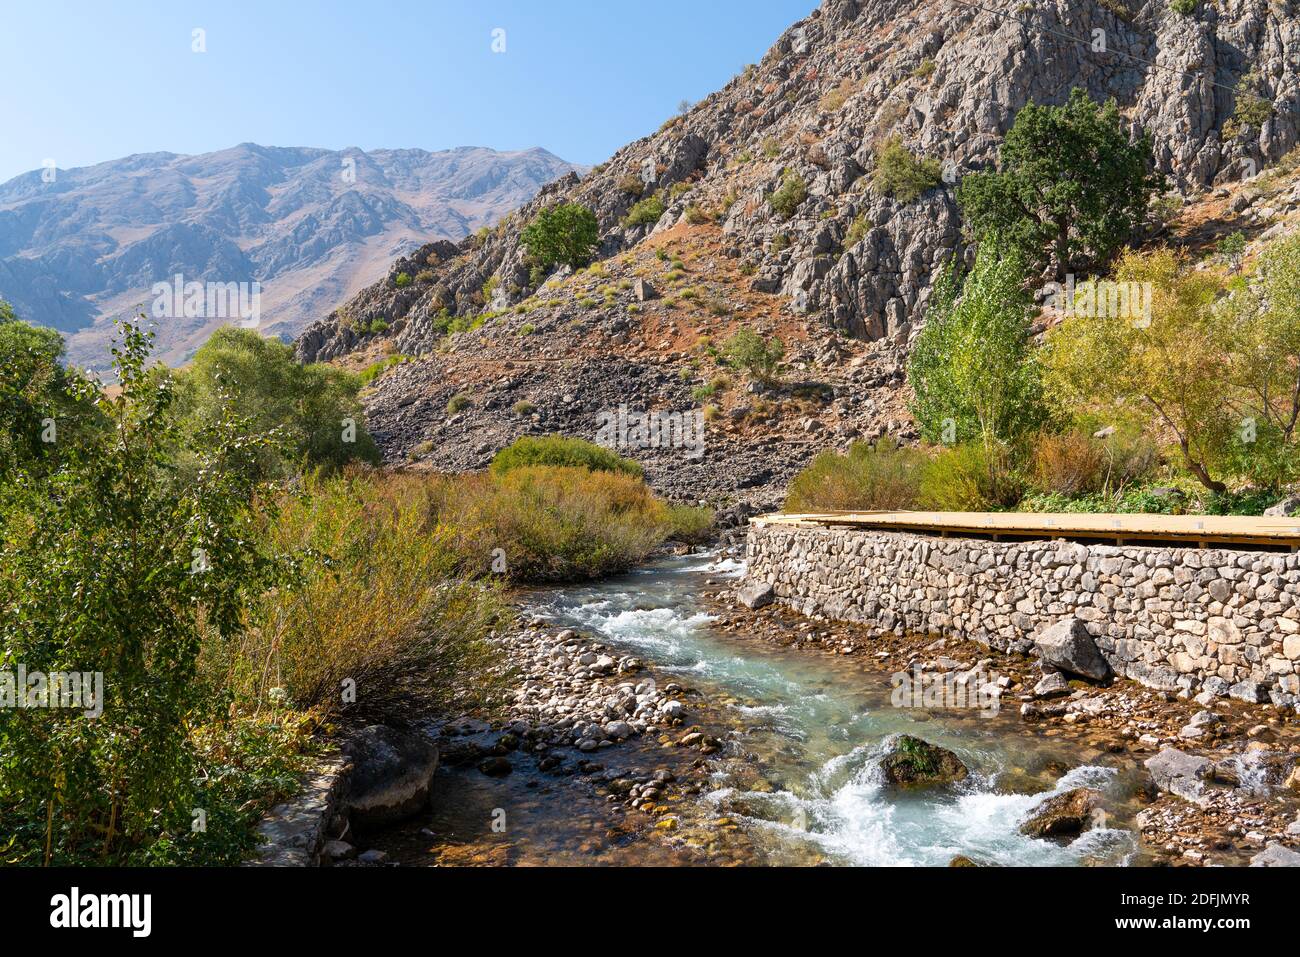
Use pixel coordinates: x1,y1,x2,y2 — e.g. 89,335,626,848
0,144,579,367
296,0,1300,506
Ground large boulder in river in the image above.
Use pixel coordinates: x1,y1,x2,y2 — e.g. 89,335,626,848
1034,618,1111,682
737,580,775,610
343,725,440,831
878,735,968,788
1019,787,1103,840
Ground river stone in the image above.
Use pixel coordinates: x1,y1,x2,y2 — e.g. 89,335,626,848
737,580,775,610
878,734,968,788
343,725,440,831
948,855,979,867
1034,618,1111,682
1033,671,1069,699
1019,787,1103,840
1145,747,1212,804
1250,843,1300,866
478,755,513,777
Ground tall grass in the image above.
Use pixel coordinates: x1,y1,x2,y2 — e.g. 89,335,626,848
204,470,506,720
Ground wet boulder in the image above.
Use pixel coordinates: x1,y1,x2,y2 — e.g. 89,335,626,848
343,725,440,831
1034,618,1111,682
1019,787,1103,840
878,735,968,788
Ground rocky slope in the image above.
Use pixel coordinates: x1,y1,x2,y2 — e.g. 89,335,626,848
297,0,1300,504
0,144,579,367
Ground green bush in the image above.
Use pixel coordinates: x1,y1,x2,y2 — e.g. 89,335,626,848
722,328,784,383
0,320,292,864
1169,0,1196,14
918,443,1023,511
174,327,379,481
785,439,929,512
0,306,100,480
394,271,412,288
873,137,943,202
357,354,410,386
624,194,666,227
490,435,643,478
908,246,1045,448
521,203,599,272
446,393,472,414
768,172,808,219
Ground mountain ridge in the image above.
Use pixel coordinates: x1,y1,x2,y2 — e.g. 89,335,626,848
0,143,581,367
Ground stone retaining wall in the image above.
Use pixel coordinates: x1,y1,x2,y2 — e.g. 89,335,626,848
249,752,351,867
746,523,1300,709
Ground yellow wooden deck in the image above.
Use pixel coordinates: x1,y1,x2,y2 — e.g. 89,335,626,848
754,510,1300,550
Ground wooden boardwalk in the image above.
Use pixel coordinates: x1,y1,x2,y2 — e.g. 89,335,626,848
755,510,1300,550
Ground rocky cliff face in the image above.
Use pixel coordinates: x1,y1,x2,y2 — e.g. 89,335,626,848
297,0,1300,503
0,144,579,367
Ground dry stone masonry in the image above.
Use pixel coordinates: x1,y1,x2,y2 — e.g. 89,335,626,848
746,523,1300,710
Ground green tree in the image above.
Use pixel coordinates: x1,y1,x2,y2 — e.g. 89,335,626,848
521,203,599,273
0,305,99,479
957,88,1164,280
0,319,281,863
1217,235,1300,487
908,245,1046,452
1044,249,1232,491
722,328,784,383
174,327,379,481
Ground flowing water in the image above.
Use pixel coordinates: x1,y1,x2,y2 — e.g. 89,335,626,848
525,551,1153,867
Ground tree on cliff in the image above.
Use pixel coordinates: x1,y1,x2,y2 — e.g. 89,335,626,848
957,88,1164,281
521,203,599,275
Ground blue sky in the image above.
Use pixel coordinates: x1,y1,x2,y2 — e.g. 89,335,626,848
0,0,818,182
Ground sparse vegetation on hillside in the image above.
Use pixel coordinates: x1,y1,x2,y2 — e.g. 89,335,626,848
490,434,643,478
873,138,943,202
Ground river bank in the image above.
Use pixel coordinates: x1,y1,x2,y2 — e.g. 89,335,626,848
341,548,1300,867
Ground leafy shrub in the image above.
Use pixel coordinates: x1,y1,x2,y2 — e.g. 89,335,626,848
0,307,99,479
873,137,943,202
174,327,379,481
0,321,287,864
394,271,412,288
768,172,808,219
918,443,1023,511
521,203,599,272
624,194,666,227
908,247,1045,447
446,393,472,414
1169,0,1196,14
490,435,643,478
785,439,929,512
512,400,536,416
722,328,784,382
618,173,645,196
415,269,435,283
